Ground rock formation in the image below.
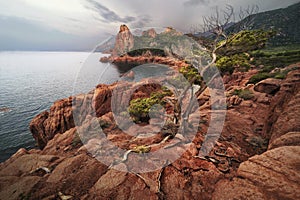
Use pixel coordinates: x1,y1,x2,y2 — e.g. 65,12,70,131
213,69,300,200
142,28,157,38
254,78,281,95
163,26,183,36
29,97,74,149
0,58,299,199
113,24,134,56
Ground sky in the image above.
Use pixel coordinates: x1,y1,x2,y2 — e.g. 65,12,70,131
0,0,298,51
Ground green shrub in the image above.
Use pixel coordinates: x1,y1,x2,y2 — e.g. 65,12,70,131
216,56,235,74
216,53,250,74
231,89,254,100
250,48,300,68
128,90,172,123
259,65,276,73
179,65,203,85
248,67,294,84
248,73,272,84
274,73,286,79
127,48,166,57
217,30,275,56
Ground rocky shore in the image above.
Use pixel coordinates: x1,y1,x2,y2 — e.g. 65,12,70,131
0,57,299,199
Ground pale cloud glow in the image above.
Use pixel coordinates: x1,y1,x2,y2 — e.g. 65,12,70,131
0,0,298,50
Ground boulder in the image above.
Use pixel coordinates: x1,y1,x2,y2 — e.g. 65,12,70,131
213,146,300,200
254,78,281,95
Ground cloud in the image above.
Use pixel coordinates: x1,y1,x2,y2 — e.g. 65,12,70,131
130,15,152,28
184,0,209,7
85,0,136,23
0,15,98,51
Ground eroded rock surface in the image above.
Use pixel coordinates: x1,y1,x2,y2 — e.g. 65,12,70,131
1,65,299,199
254,78,281,95
212,68,300,200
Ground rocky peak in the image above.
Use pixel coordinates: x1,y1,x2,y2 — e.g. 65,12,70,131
113,24,134,56
119,24,130,33
142,28,157,38
163,26,183,36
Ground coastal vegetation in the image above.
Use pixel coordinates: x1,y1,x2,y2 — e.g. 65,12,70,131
231,89,254,100
128,89,172,123
179,65,203,85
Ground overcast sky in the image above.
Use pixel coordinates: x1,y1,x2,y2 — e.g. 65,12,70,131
0,0,298,51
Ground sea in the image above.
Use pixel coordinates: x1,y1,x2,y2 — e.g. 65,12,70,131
0,51,121,162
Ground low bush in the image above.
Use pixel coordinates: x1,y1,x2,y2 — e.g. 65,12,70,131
216,53,251,74
231,89,254,100
128,90,172,123
248,73,272,84
179,65,203,85
248,67,295,84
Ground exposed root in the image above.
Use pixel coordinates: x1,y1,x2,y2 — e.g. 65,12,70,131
157,167,164,194
109,135,172,169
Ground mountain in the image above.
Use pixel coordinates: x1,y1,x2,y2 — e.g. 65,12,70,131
230,2,300,46
94,35,116,53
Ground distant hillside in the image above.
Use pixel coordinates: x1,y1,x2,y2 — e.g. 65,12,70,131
94,35,116,53
230,2,300,46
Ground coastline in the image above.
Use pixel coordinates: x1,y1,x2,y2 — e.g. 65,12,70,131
0,51,117,162
0,47,300,198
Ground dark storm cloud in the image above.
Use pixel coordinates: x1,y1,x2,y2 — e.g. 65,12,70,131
184,0,210,7
85,0,136,23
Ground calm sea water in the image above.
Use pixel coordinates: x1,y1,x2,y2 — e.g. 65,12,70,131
0,51,120,162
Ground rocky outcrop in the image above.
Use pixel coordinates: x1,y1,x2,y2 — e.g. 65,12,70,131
212,68,300,200
112,55,189,69
29,97,74,149
30,84,115,149
113,24,134,56
213,146,300,200
254,78,281,95
163,27,183,36
263,69,300,144
142,28,157,38
0,107,10,113
1,63,299,199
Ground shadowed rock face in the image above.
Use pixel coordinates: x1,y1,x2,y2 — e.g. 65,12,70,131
254,78,281,95
1,63,300,199
29,97,74,149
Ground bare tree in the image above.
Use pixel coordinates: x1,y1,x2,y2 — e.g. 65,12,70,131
237,5,259,31
196,4,259,70
201,5,235,68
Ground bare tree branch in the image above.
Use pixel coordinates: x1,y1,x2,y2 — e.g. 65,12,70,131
236,4,259,31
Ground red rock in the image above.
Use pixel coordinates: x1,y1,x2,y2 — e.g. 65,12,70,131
1,62,300,199
213,146,300,200
30,97,74,149
100,56,112,63
254,78,281,95
263,70,300,143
